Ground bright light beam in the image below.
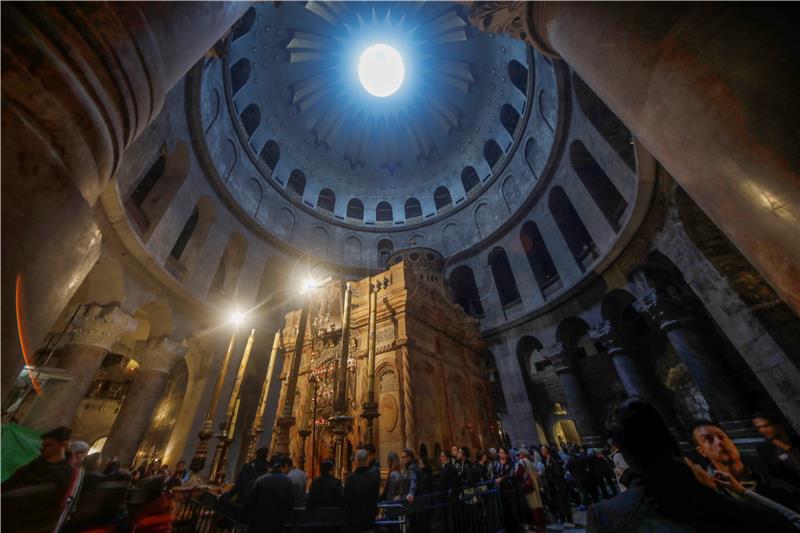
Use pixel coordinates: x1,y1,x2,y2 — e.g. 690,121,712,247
358,44,405,97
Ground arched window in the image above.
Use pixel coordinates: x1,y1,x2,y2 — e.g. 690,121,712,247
549,186,597,270
287,169,306,197
317,188,335,212
230,58,251,95
126,144,190,236
573,73,635,171
166,197,215,278
378,239,393,267
484,139,503,171
347,199,364,220
209,233,248,299
520,221,560,293
434,186,453,211
232,7,256,41
525,137,544,179
376,201,393,222
405,198,422,219
169,207,198,262
508,60,528,95
488,247,521,308
449,265,484,318
516,336,543,407
259,140,280,171
239,103,260,138
500,104,521,137
128,155,166,231
570,141,628,230
461,167,480,195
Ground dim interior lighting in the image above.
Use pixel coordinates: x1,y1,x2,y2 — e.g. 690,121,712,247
358,43,404,97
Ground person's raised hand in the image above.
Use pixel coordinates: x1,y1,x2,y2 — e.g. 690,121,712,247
683,458,717,489
712,469,746,495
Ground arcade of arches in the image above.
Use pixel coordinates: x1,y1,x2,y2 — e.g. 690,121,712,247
2,0,799,496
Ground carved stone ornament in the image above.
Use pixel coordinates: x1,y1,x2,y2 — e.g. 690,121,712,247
138,336,187,373
633,288,693,332
69,304,139,351
540,342,577,374
468,1,561,58
468,1,531,41
589,320,634,356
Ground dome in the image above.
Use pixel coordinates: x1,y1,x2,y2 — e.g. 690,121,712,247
195,1,561,243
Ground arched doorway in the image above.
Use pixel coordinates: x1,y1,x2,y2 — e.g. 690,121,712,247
552,419,580,446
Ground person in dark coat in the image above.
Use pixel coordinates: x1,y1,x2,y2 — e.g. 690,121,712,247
753,413,800,488
541,444,574,528
588,398,795,533
3,426,75,498
345,449,380,532
307,460,344,508
419,457,435,494
495,446,522,533
244,455,295,532
438,451,461,492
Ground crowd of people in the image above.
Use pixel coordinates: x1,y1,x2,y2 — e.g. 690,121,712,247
3,401,800,532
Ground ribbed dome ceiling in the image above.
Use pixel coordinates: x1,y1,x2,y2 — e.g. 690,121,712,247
224,1,536,227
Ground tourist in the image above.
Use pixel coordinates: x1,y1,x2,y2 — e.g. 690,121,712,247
166,460,191,489
455,446,475,486
488,447,500,475
287,456,308,507
438,451,461,492
419,456,435,494
587,398,795,532
495,446,521,533
566,445,592,510
345,449,380,533
586,448,613,499
517,448,546,532
244,455,294,532
477,450,493,481
307,460,343,508
3,426,75,496
752,413,800,488
68,441,90,467
363,443,381,475
607,438,631,492
691,420,800,512
383,451,404,501
400,448,419,503
541,444,574,528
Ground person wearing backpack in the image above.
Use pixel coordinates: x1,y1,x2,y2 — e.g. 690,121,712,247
517,448,546,532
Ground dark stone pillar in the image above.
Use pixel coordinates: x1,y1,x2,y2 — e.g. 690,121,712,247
634,289,748,421
542,343,603,447
2,2,252,402
589,320,649,399
469,2,800,316
103,337,186,466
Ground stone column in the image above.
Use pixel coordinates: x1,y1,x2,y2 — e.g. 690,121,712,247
589,321,649,400
541,343,603,446
469,2,800,315
634,289,748,421
103,337,187,466
2,2,252,402
26,305,138,431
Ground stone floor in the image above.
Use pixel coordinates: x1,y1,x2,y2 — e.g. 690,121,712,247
542,507,588,532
